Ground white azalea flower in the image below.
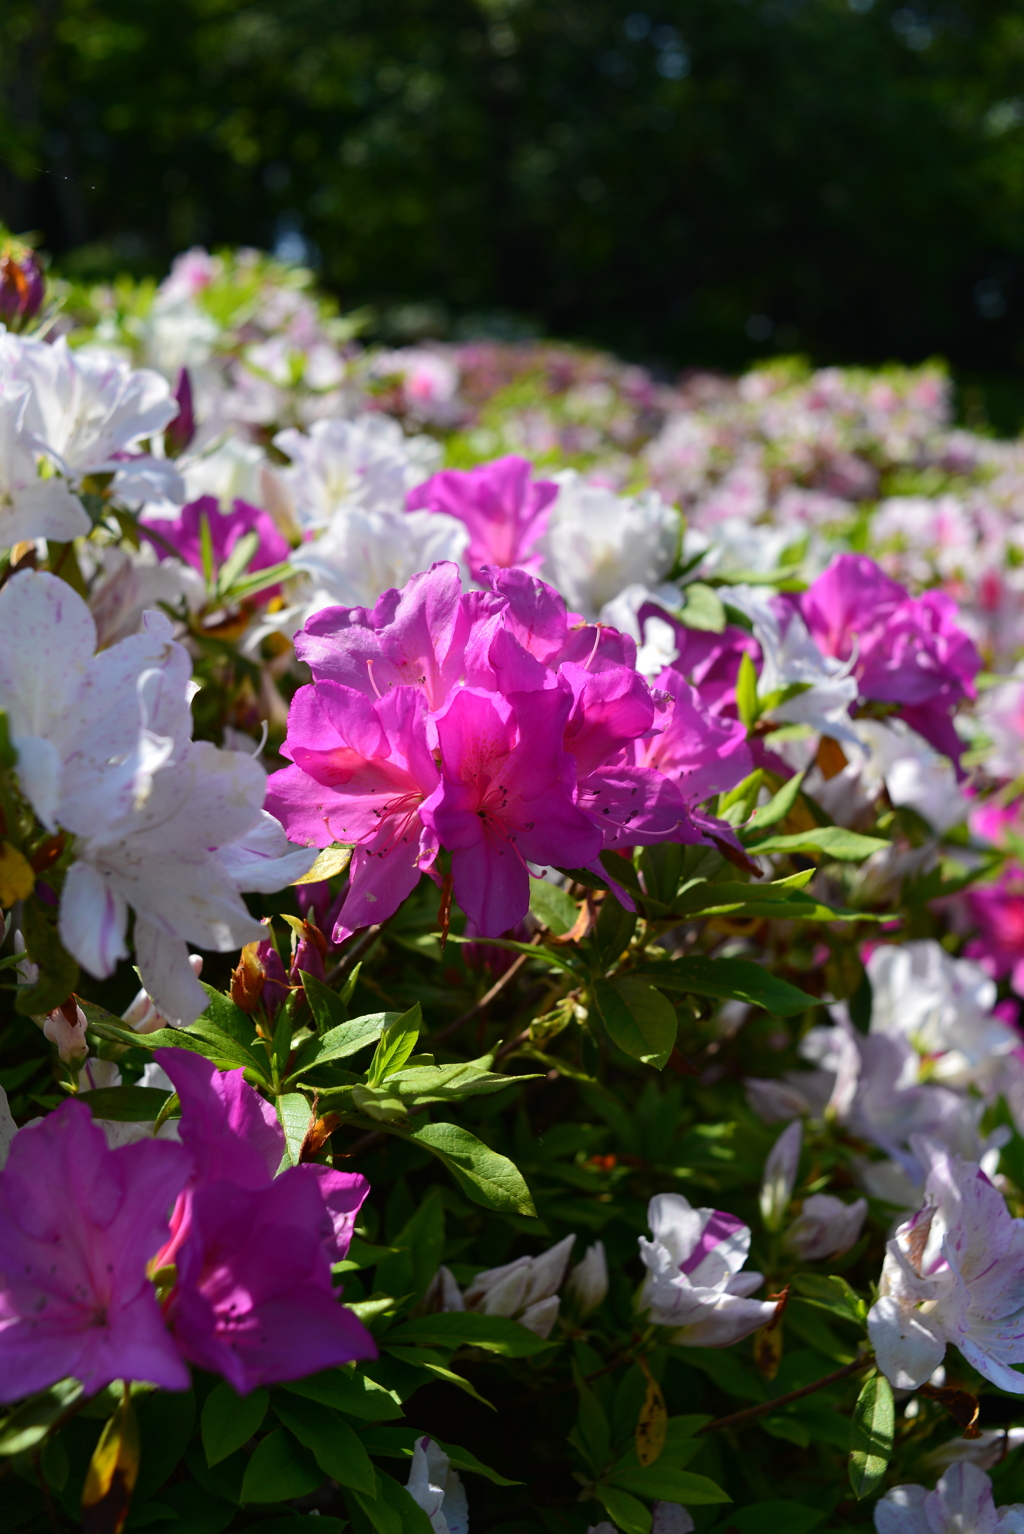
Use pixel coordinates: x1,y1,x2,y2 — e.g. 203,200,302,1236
540,471,681,619
289,504,468,618
0,382,89,545
273,414,442,531
406,1438,468,1534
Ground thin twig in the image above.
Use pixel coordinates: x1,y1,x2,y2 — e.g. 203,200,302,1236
324,923,382,988
697,1354,873,1435
433,935,545,1044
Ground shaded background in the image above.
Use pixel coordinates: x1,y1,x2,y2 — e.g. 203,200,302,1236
4,0,1024,420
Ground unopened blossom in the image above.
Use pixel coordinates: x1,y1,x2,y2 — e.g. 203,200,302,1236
783,1194,867,1260
41,1000,89,1064
875,1463,1024,1534
540,471,681,619
0,1100,191,1401
0,239,45,328
868,1144,1024,1393
408,455,558,581
759,1120,802,1231
639,1193,779,1345
926,1428,1024,1474
463,1234,576,1339
564,1241,609,1317
406,1438,469,1534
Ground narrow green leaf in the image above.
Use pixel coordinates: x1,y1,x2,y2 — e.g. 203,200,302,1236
745,826,888,861
736,650,759,727
282,1369,404,1420
593,977,676,1069
384,1347,496,1408
199,508,216,588
608,1464,730,1504
201,1383,267,1468
387,1312,554,1357
216,528,260,594
271,1394,376,1495
595,1484,651,1534
849,1371,894,1499
744,770,807,832
441,932,576,973
635,956,816,1016
367,1003,422,1086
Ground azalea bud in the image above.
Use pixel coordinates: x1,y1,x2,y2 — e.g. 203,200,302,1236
565,1240,609,1317
164,368,195,457
783,1193,867,1261
0,241,44,330
760,1120,802,1231
421,1265,465,1314
42,1000,89,1063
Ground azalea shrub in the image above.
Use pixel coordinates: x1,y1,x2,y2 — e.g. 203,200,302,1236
5,239,1024,1534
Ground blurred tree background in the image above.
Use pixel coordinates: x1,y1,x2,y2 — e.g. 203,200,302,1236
3,0,1024,417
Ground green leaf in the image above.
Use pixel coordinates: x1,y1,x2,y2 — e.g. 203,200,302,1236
744,770,807,832
440,932,576,973
282,1369,404,1420
271,1395,376,1495
736,650,759,727
608,1465,730,1503
405,1120,536,1215
367,1003,422,1086
356,1469,435,1534
677,580,726,632
849,1371,894,1499
216,528,260,593
77,1086,173,1121
201,1383,268,1468
593,977,677,1069
288,1010,393,1079
573,1364,610,1475
528,878,580,935
376,1188,445,1305
387,1312,555,1357
228,559,295,604
593,892,637,967
635,956,816,1016
0,1378,83,1456
595,1484,651,1534
745,826,889,861
384,1347,496,1407
239,1427,323,1503
276,1092,311,1168
382,1056,530,1107
298,971,351,1034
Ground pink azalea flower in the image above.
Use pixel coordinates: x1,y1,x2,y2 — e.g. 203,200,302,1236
422,685,602,934
266,682,441,940
408,455,558,581
165,1171,376,1396
142,494,290,593
297,561,469,711
154,1050,369,1268
800,554,980,771
966,868,1024,996
0,1099,191,1402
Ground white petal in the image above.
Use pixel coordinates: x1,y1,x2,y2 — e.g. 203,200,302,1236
59,860,129,978
133,917,208,1027
218,809,317,891
12,735,62,830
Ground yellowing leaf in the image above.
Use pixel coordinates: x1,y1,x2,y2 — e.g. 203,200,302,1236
635,1360,667,1467
81,1384,140,1534
0,842,34,906
293,845,353,885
